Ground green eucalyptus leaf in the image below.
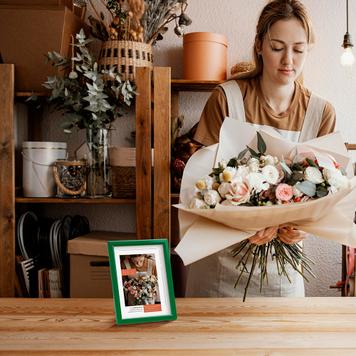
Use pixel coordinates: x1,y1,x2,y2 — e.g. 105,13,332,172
257,131,266,154
295,181,316,197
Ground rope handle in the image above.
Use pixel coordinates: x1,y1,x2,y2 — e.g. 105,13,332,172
53,165,86,196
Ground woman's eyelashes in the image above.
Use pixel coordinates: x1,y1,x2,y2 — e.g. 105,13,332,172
270,45,305,54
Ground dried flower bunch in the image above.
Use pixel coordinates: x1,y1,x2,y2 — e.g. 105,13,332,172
85,0,192,44
43,29,136,132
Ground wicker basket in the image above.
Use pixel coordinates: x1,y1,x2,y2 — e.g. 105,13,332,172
98,40,153,81
111,166,136,198
110,147,136,198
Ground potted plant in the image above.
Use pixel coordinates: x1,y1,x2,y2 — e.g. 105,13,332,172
43,29,136,197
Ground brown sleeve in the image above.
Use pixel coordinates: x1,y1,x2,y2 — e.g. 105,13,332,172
317,101,336,137
193,87,229,146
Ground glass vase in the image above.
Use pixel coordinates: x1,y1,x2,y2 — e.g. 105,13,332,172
86,128,111,197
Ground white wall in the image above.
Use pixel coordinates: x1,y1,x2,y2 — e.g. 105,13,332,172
37,1,355,297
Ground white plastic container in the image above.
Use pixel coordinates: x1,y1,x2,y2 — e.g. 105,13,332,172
22,141,67,197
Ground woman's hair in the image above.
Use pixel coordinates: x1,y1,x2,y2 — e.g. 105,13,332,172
234,0,314,80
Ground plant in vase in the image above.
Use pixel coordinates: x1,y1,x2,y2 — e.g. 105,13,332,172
43,29,136,197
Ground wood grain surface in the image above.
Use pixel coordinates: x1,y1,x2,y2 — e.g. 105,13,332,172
0,64,15,297
1,297,356,355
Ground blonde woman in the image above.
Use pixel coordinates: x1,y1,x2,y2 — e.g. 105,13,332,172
187,0,336,297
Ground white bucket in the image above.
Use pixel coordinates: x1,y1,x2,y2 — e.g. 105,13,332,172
22,141,67,197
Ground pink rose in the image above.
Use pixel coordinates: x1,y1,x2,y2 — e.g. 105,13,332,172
275,183,293,202
225,181,250,205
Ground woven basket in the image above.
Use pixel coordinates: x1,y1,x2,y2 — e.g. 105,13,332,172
98,40,153,81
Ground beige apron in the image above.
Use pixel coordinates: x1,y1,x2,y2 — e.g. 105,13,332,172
185,80,326,297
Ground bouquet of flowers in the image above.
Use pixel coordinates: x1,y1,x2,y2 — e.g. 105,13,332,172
175,118,356,300
123,274,158,305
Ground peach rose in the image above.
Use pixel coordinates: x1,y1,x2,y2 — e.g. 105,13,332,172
275,183,293,202
225,181,251,205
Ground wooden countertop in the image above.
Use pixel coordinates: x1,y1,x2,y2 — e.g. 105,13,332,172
1,297,356,354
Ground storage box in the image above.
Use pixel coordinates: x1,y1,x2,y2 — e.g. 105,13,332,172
0,5,82,91
67,231,136,298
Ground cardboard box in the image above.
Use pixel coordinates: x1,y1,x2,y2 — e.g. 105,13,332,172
67,231,136,298
0,5,82,91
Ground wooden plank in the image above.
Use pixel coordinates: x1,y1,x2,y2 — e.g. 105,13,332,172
153,67,171,241
171,79,223,91
135,67,152,239
0,64,15,297
1,298,356,353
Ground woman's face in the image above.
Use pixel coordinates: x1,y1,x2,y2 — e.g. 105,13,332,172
259,18,308,85
131,255,145,268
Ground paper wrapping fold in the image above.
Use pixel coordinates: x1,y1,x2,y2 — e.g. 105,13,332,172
175,118,356,266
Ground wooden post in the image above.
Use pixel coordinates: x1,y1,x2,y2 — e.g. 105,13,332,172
153,67,171,242
0,64,15,296
135,67,152,239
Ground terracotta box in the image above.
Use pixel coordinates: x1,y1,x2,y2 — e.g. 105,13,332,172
0,5,82,91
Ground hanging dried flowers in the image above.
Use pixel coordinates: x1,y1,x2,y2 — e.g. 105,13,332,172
80,0,192,44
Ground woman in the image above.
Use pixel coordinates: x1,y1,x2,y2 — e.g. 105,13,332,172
186,0,336,297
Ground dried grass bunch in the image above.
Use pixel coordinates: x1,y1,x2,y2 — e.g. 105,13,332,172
83,0,192,44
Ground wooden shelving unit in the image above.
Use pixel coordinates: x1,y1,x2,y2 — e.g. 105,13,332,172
15,197,135,205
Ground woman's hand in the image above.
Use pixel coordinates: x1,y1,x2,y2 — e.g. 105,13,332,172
249,226,278,246
277,225,307,244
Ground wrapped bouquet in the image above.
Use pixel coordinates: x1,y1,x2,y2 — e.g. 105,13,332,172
175,118,356,299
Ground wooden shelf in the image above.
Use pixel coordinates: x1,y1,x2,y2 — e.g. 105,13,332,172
15,91,48,98
15,197,135,205
171,79,223,92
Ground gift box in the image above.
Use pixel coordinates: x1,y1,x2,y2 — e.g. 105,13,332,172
0,4,82,91
67,231,135,298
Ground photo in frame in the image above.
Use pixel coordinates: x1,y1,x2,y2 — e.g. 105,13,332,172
108,239,177,325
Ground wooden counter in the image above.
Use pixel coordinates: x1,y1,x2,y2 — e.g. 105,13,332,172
1,297,356,355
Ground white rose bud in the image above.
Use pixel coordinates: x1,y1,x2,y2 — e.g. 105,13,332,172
189,197,209,209
248,157,260,172
203,189,221,207
219,167,236,182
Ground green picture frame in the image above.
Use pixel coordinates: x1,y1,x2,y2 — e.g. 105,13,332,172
108,239,177,325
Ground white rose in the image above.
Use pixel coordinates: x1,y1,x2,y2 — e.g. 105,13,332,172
219,167,237,182
247,172,269,193
189,197,209,209
304,166,324,184
262,155,277,166
261,165,279,184
235,165,250,179
203,189,221,207
323,168,349,191
248,157,260,172
218,182,232,198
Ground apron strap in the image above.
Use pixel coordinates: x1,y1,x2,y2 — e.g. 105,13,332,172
298,93,326,142
219,80,246,122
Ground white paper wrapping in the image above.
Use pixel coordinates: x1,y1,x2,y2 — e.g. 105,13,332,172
175,118,356,265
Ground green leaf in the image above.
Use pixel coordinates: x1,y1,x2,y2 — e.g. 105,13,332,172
306,158,318,168
295,181,316,197
237,148,248,160
257,132,266,154
227,157,238,167
316,185,328,198
247,146,259,158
